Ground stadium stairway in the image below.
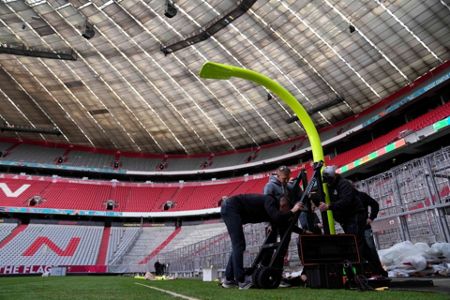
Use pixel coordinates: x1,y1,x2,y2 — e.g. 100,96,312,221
0,224,27,250
107,227,140,265
118,226,174,267
139,227,182,265
96,224,111,265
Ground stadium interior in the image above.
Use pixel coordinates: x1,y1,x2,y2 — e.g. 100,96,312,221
0,0,449,297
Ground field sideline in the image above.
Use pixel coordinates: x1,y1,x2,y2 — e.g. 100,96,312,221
0,276,448,300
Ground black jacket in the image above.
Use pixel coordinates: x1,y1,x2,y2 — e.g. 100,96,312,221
358,191,379,227
299,211,321,234
263,175,293,200
225,194,294,225
328,175,365,223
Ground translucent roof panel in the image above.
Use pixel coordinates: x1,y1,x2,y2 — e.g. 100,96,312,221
0,0,448,154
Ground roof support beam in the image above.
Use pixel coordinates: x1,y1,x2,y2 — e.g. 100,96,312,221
160,0,257,55
0,44,77,61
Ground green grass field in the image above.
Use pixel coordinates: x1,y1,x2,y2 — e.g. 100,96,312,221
0,276,448,300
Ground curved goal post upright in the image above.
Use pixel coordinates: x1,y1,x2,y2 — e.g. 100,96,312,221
199,61,335,234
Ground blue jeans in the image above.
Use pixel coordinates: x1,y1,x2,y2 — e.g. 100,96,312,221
221,199,246,283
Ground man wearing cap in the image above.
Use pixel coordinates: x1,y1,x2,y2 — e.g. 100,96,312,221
319,166,366,259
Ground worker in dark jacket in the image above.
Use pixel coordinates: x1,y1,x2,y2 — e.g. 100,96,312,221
264,165,294,200
220,194,303,289
299,201,322,235
319,166,366,258
358,191,388,277
359,191,379,228
263,166,300,268
319,166,365,231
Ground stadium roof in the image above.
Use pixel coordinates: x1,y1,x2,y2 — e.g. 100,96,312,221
0,0,449,154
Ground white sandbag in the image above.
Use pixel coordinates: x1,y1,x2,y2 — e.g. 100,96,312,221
388,269,410,278
404,254,427,271
431,263,450,276
431,242,450,260
379,241,420,268
380,241,450,276
414,242,440,260
414,242,430,254
424,244,441,257
378,249,393,266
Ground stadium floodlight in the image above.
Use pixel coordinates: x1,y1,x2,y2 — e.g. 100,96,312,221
160,0,257,54
199,61,336,234
164,0,177,18
349,25,356,33
82,22,95,39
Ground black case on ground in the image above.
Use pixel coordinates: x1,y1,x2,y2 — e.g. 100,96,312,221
303,264,344,289
299,234,360,289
